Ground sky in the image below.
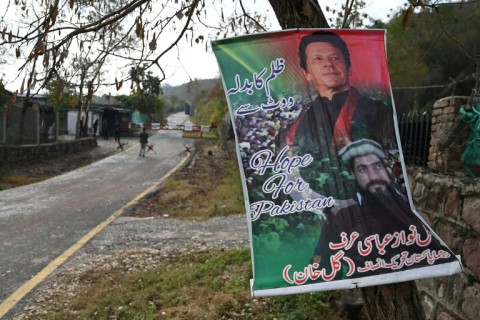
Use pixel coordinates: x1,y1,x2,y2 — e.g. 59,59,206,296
161,0,407,88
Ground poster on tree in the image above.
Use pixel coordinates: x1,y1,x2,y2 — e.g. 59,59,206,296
212,29,462,297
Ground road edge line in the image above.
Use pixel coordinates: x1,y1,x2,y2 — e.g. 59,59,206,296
0,153,190,318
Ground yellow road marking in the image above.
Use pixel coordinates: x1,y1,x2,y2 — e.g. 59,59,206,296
0,154,190,318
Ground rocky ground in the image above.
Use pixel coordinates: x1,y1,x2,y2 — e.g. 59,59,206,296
6,135,249,319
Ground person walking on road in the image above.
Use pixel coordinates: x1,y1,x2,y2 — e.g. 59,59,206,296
101,119,109,140
114,117,121,143
139,127,149,157
92,119,99,137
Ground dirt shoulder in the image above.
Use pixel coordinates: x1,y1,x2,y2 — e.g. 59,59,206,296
0,137,120,190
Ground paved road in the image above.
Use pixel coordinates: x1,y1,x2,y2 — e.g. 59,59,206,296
0,129,191,317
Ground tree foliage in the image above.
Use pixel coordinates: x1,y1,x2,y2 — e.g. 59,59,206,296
46,76,78,113
386,1,480,113
324,0,369,28
191,82,227,126
116,92,164,116
163,94,184,114
116,67,165,119
129,66,163,96
0,80,10,114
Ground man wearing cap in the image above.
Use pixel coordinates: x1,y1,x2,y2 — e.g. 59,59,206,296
338,139,407,207
278,31,395,200
311,139,456,279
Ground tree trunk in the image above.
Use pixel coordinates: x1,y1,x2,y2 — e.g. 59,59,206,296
268,0,330,28
268,1,427,320
76,77,85,139
360,281,425,319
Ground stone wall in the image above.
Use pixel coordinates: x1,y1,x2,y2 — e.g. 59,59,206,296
428,96,479,175
408,96,480,320
0,137,97,163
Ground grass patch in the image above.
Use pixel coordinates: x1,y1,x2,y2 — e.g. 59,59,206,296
205,156,245,218
156,158,244,219
130,139,245,220
200,128,218,139
0,146,115,191
0,174,48,190
21,249,343,320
